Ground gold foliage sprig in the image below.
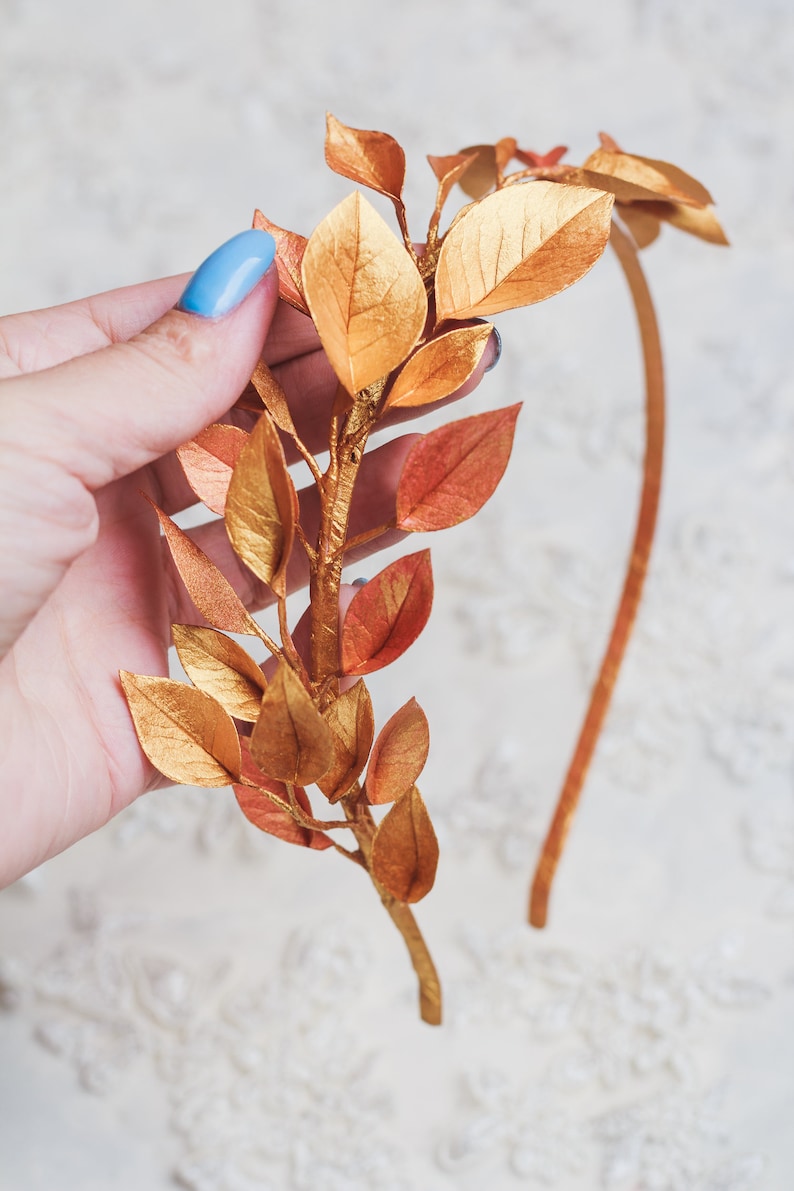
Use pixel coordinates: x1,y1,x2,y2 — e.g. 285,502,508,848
121,117,725,1024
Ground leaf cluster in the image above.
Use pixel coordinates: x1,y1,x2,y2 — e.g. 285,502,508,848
121,117,724,1025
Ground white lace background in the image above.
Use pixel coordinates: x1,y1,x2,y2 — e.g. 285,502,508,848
1,2,793,1188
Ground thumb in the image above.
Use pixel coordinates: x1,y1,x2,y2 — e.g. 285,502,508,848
3,228,279,490
0,229,278,657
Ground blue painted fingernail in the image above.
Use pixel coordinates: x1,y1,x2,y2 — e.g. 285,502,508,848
176,229,276,318
484,325,502,372
352,577,368,587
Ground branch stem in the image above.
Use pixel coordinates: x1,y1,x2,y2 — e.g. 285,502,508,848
528,220,665,929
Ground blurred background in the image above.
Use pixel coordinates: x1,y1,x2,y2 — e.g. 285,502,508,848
1,1,793,1188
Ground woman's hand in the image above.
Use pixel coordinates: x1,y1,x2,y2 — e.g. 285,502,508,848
0,229,497,886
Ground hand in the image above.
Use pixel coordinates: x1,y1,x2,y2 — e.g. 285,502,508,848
0,230,497,887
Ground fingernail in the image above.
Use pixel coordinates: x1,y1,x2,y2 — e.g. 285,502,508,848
484,325,502,372
352,577,368,587
177,229,276,318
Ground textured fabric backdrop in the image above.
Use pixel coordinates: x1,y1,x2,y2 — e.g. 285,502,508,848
1,2,793,1188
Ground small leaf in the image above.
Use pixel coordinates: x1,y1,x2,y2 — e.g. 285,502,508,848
366,697,429,805
250,661,333,786
301,191,427,394
176,424,249,515
427,152,478,236
515,145,568,168
456,143,498,199
341,550,433,676
318,680,375,803
617,203,662,249
120,671,241,787
384,323,493,410
225,411,298,597
149,498,260,636
325,112,406,203
249,361,299,438
582,145,714,207
172,624,266,722
252,209,309,313
640,200,729,246
235,741,331,850
396,404,521,532
435,181,614,320
371,786,438,903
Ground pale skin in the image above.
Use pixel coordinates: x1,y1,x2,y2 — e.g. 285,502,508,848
0,263,495,887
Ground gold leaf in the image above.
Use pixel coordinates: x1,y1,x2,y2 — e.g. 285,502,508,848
641,200,729,246
456,144,498,199
325,112,406,203
250,661,333,786
172,624,266,722
384,323,493,410
301,191,428,394
366,697,429,805
616,203,662,249
582,146,714,208
317,680,375,803
250,361,299,438
225,411,298,598
426,153,478,236
434,181,614,320
370,786,438,903
120,671,241,787
235,740,332,850
149,499,261,636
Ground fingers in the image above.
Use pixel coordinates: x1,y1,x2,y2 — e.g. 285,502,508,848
163,435,417,625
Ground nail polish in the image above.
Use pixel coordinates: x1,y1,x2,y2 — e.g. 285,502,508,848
484,325,502,372
177,228,276,318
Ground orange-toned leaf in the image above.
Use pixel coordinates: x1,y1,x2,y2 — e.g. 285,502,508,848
120,671,241,787
249,361,299,438
225,411,298,598
582,145,713,208
252,209,309,314
434,181,614,320
384,323,493,410
640,200,729,246
341,551,433,676
559,166,681,205
301,192,427,395
172,624,266,722
515,145,568,168
617,203,662,249
176,424,249,516
366,697,429,805
396,404,521,532
317,680,375,803
325,112,406,203
250,661,333,785
370,786,438,903
235,740,331,849
148,498,260,636
456,143,498,199
427,152,478,236
494,136,517,175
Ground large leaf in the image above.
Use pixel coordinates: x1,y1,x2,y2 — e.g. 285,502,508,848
325,112,406,203
366,697,429,805
370,786,439,903
234,740,331,850
252,209,309,313
176,424,249,515
384,323,493,410
340,551,433,676
582,145,713,208
396,404,521,532
120,671,241,787
172,624,266,722
301,191,427,395
149,498,260,636
434,181,614,320
318,680,375,803
225,411,298,598
250,661,333,786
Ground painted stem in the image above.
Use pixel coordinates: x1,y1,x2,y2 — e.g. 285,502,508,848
528,219,666,928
